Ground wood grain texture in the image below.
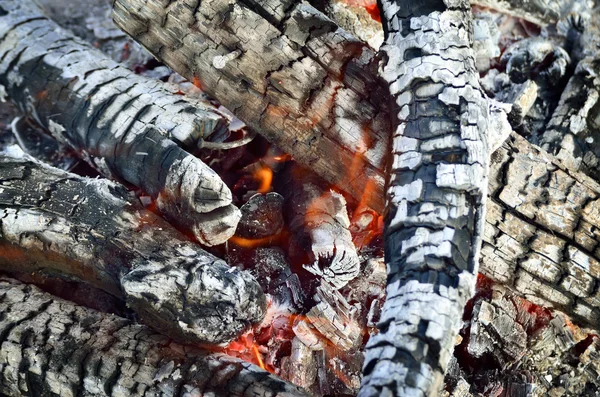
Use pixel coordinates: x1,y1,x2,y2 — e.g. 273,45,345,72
0,148,266,345
359,1,491,396
0,0,239,246
0,277,308,397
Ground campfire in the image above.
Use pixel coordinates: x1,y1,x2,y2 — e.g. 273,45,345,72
1,0,600,396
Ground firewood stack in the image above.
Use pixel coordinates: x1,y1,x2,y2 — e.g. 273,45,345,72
2,0,600,396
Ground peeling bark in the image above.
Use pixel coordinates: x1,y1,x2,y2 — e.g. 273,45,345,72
0,148,266,345
0,0,239,246
358,1,492,396
0,277,308,397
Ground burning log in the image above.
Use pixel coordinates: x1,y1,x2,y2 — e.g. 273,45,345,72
0,0,240,246
470,0,577,26
359,1,494,396
0,147,266,344
0,276,309,397
283,164,361,290
112,0,389,212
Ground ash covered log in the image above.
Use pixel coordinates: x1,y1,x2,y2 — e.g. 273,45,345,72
283,163,361,290
0,277,309,397
112,0,389,212
360,1,494,396
0,0,239,246
470,0,578,26
0,147,266,344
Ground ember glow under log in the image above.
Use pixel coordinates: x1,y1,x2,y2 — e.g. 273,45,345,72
0,0,240,246
0,148,266,345
0,277,308,397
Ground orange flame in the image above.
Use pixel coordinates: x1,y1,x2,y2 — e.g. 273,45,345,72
229,235,278,248
253,166,273,194
252,345,266,370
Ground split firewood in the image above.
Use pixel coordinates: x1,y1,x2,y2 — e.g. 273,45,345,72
359,1,494,396
0,277,309,397
0,0,240,246
283,163,361,290
0,147,266,345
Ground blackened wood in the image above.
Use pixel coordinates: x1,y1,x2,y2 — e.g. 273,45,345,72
112,0,389,213
360,1,492,396
0,149,266,345
0,277,308,397
0,0,239,246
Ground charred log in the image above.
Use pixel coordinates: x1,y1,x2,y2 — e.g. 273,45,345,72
0,276,309,397
0,0,239,246
0,148,266,344
359,1,493,396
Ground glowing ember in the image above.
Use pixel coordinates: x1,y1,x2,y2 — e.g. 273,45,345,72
254,166,273,194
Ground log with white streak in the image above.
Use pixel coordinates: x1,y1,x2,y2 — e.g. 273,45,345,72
0,0,239,246
0,277,308,397
360,1,493,396
0,147,266,345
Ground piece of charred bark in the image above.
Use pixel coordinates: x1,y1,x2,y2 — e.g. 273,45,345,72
112,0,390,212
539,10,600,181
282,163,361,290
0,0,240,246
483,133,600,328
0,148,266,344
236,193,285,239
359,1,493,396
281,337,318,389
0,277,309,397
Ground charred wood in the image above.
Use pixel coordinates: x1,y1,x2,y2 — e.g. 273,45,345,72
282,163,360,290
0,276,309,397
0,148,266,344
0,0,239,246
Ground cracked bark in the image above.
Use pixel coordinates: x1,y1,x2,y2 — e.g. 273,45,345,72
0,276,309,397
0,148,266,345
111,0,600,341
0,0,240,246
359,1,491,396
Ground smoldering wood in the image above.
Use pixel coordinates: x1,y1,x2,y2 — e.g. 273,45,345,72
0,0,240,246
281,163,360,290
112,0,390,213
470,0,578,26
0,148,266,345
0,277,310,397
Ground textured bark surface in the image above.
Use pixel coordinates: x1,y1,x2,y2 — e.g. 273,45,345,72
539,11,600,184
110,0,600,333
0,149,266,345
484,133,600,327
359,1,491,396
0,277,309,397
0,0,240,246
112,0,390,213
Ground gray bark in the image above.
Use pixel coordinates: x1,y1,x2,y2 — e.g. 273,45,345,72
0,148,266,345
0,276,309,397
359,1,491,396
0,0,240,246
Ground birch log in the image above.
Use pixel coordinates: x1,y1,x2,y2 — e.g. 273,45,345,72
0,0,239,246
110,0,600,331
0,277,309,397
0,147,266,345
359,1,492,396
